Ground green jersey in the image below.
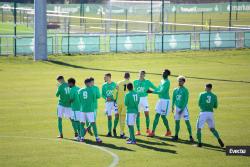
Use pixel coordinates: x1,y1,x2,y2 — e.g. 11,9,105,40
78,86,96,113
69,86,80,111
125,90,139,113
172,86,189,110
102,82,116,101
153,79,170,99
198,91,218,112
133,79,157,97
56,82,70,107
92,85,101,110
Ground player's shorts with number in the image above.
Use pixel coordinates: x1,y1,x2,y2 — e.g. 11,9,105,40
138,97,149,112
126,113,137,126
155,99,170,116
105,101,118,116
174,106,190,120
57,105,71,119
79,112,95,123
196,112,215,129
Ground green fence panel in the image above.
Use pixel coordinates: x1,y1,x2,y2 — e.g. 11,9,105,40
200,32,236,49
110,35,147,52
61,36,100,53
245,32,250,48
155,34,191,51
16,37,53,55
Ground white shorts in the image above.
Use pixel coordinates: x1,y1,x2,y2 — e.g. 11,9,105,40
57,105,71,119
138,97,149,112
196,112,215,129
79,112,95,123
174,107,190,120
75,111,81,122
105,101,118,116
155,99,170,116
126,113,137,126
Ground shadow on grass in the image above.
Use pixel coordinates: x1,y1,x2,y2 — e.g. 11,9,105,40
47,59,250,84
63,137,134,152
154,136,225,153
136,143,177,154
136,138,175,147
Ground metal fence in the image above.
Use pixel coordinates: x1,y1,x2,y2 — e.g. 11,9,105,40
1,31,250,55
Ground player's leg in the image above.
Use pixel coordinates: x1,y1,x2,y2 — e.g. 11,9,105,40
196,113,206,147
148,100,161,137
70,109,78,138
75,111,81,140
143,97,150,133
161,99,171,136
136,100,142,135
208,113,224,147
57,105,64,138
87,112,102,143
183,108,194,142
119,105,126,139
79,112,86,142
127,113,136,144
113,103,119,137
106,102,113,137
173,108,181,141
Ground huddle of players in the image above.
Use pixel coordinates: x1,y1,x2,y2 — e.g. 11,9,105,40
55,69,224,147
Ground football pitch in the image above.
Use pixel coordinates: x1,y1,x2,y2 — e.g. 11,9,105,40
0,49,250,167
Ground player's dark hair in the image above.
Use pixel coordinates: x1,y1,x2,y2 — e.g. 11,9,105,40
124,72,130,79
89,77,94,81
84,78,90,84
57,75,64,80
140,70,146,74
127,83,133,91
206,83,213,89
68,78,76,85
163,69,171,79
105,73,111,78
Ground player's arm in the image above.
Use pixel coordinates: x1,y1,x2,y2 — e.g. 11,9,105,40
101,85,107,100
153,82,169,95
198,94,202,109
181,89,189,110
214,95,218,109
149,80,157,90
96,87,101,99
125,94,129,107
69,89,74,103
172,90,176,112
56,86,60,97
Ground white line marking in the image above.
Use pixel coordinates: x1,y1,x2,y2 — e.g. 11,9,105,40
0,135,119,167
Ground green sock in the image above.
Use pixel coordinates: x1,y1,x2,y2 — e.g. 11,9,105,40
152,113,160,132
108,119,112,133
75,121,80,134
161,115,170,131
185,120,192,136
197,130,201,143
80,123,85,137
136,113,140,131
70,119,77,133
86,121,90,128
146,115,150,129
92,123,98,138
175,120,180,136
58,118,62,134
114,117,119,130
129,126,135,141
211,129,220,139
128,126,133,140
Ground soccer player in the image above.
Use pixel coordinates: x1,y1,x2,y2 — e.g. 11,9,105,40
68,78,81,140
147,69,172,137
56,76,71,138
133,70,157,135
115,72,131,139
171,76,194,142
78,78,102,143
196,83,224,148
86,77,101,135
125,83,139,144
102,73,118,137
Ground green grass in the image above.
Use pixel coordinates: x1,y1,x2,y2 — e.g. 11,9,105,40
0,49,250,167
